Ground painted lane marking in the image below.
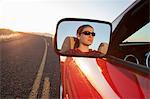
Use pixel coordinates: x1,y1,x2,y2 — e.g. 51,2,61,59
28,38,47,99
41,77,50,99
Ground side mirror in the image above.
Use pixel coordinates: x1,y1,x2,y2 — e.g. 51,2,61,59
54,18,112,58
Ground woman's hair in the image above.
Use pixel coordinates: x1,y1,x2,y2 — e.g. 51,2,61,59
77,24,93,36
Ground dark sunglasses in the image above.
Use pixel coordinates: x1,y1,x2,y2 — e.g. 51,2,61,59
81,31,96,36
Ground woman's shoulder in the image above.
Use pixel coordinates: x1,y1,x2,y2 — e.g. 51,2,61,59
65,48,81,54
90,49,102,53
64,48,102,55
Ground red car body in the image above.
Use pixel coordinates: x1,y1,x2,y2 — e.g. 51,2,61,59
60,57,149,99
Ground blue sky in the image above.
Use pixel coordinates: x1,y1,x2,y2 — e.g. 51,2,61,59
0,0,136,34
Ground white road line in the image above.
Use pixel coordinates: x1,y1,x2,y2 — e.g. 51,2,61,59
41,77,50,99
28,38,48,99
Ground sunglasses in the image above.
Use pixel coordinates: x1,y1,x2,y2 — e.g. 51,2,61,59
81,31,96,36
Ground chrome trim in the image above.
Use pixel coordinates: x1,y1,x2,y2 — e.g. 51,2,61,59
124,54,139,64
145,51,150,68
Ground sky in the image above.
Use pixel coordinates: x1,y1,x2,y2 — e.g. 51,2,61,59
0,0,136,35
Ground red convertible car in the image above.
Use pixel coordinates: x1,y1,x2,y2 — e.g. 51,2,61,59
54,0,150,98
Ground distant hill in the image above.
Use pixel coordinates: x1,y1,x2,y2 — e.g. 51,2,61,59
0,28,54,42
20,31,54,38
0,28,21,42
0,28,15,35
0,28,54,37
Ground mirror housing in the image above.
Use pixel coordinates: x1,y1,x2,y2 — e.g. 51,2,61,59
54,18,112,58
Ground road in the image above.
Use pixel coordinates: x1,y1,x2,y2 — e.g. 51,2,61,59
0,33,60,99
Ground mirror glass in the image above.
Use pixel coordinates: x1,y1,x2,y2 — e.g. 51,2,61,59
56,20,111,57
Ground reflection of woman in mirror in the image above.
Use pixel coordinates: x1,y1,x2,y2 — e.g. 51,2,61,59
66,24,102,55
77,25,95,52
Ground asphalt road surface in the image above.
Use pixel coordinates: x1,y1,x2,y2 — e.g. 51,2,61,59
0,33,60,99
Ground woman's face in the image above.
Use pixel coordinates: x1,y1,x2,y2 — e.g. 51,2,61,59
78,26,94,46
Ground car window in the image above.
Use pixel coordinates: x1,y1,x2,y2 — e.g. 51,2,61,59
123,22,150,43
120,22,150,67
